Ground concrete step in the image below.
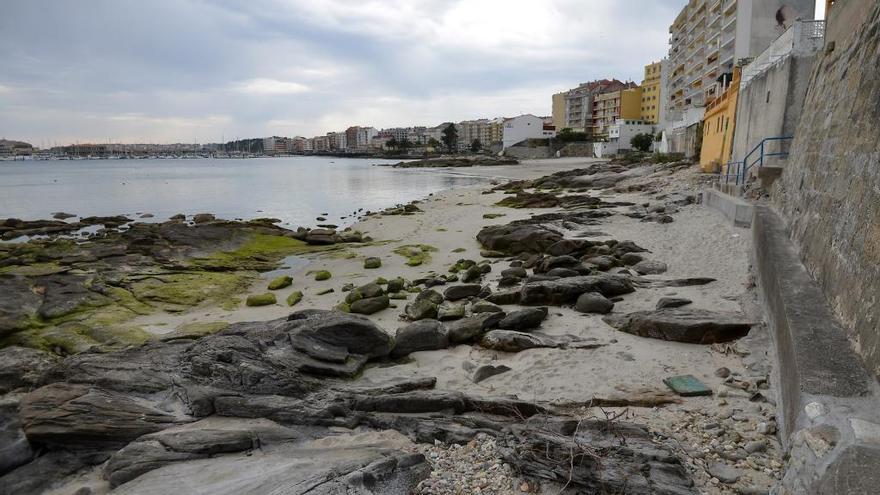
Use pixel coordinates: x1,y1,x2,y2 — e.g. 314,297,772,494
757,166,783,189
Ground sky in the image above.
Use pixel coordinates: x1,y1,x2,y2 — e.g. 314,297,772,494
2,0,698,145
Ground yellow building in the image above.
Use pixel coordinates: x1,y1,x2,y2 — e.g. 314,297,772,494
640,61,663,124
551,92,567,131
700,68,740,173
591,86,641,136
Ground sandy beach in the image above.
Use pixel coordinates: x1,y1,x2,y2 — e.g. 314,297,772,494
124,156,781,493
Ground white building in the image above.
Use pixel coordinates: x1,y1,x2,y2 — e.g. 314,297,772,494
502,114,556,150
608,119,656,151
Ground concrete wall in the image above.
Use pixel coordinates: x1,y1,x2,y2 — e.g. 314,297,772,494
737,0,816,59
731,54,815,163
774,0,880,378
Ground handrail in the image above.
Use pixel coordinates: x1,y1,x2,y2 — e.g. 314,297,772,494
719,136,793,186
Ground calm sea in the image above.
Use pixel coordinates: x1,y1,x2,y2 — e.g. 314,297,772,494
0,156,487,228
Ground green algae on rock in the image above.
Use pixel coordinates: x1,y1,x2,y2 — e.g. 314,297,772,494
268,275,293,290
246,293,277,306
314,270,332,281
363,257,382,269
393,244,437,267
286,291,304,306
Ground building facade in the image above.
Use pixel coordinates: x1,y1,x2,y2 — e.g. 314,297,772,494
553,79,633,133
700,67,740,172
640,60,665,124
502,114,555,150
590,85,641,137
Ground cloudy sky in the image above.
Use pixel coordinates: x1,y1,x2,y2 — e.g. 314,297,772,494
1,0,691,146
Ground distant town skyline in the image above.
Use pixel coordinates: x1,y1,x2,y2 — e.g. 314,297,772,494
0,0,685,145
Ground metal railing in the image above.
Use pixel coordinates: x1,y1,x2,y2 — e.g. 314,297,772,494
741,20,825,88
721,136,793,185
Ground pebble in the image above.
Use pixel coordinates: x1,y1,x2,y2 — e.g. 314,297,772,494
410,433,524,494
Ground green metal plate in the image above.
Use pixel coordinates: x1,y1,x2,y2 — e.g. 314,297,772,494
663,374,713,397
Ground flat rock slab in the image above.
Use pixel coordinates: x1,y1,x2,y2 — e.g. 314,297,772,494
603,308,754,344
520,275,635,305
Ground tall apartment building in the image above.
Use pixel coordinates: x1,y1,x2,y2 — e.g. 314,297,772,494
552,79,633,133
459,119,492,148
666,0,815,120
590,84,641,137
640,60,665,124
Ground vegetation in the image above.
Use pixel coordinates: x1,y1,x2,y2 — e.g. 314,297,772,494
267,275,293,290
442,124,458,152
470,139,482,152
556,127,589,143
393,244,437,266
630,133,654,152
246,293,277,306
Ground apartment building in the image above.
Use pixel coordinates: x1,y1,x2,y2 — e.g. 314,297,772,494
666,0,815,120
640,60,665,124
552,79,633,133
459,119,492,148
590,85,641,137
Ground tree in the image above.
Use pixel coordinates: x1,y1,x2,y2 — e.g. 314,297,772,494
470,139,482,152
386,137,399,150
630,133,654,152
427,138,441,149
399,138,412,149
441,124,458,152
557,127,589,143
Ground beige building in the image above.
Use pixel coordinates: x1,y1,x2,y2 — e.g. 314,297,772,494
459,119,492,148
552,79,633,133
590,85,641,137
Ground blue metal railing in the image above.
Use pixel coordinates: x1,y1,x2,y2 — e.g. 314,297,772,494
721,136,792,186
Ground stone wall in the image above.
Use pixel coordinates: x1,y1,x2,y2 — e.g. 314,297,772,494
775,0,880,378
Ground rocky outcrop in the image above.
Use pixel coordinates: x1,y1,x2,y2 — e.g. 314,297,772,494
520,274,635,305
603,309,754,344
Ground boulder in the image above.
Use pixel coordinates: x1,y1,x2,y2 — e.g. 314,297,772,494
245,293,276,306
443,284,482,301
349,295,390,315
19,383,186,449
602,309,754,344
404,299,438,321
286,291,303,306
656,297,692,309
520,275,635,305
485,289,521,305
0,346,57,394
471,301,504,314
480,330,558,352
416,289,444,305
633,260,668,275
305,228,337,245
363,257,382,269
0,397,33,475
313,270,332,281
575,292,614,314
387,277,406,293
620,252,644,265
583,255,617,271
546,267,580,278
498,308,548,331
446,313,505,344
289,310,394,359
472,365,512,384
192,213,215,224
392,320,450,358
437,302,466,321
476,224,563,255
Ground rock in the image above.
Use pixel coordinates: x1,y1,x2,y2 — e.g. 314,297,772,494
602,309,754,344
313,270,332,281
305,228,337,245
19,383,185,449
714,367,731,378
245,293,276,306
443,284,482,301
437,302,466,321
363,257,382,269
387,277,406,293
546,267,580,278
110,433,429,495
349,295,390,315
472,365,512,384
104,417,299,487
286,291,303,306
656,297,692,309
405,299,438,321
620,252,644,265
584,255,617,271
0,397,33,475
707,462,741,484
498,307,548,331
744,440,766,454
471,301,504,314
520,274,635,305
267,275,292,290
575,292,614,314
461,265,483,283
416,289,444,305
0,346,57,394
476,224,563,255
51,212,76,220
192,213,215,224
169,214,186,221
392,320,449,358
446,313,505,343
501,267,528,278
633,260,668,275
290,310,393,359
485,289,521,305
480,330,557,352
0,275,42,339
